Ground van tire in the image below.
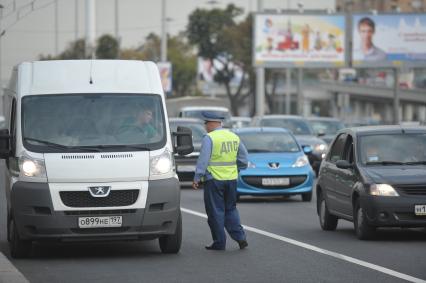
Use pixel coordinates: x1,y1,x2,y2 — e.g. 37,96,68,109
354,200,376,240
159,211,182,254
9,218,31,258
318,193,338,231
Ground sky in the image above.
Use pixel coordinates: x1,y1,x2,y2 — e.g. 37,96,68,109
0,0,335,84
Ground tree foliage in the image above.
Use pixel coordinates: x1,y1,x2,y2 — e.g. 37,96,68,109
186,4,254,115
96,34,119,59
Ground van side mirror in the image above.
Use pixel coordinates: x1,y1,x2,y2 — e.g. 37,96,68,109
336,160,353,170
173,126,194,156
0,129,10,159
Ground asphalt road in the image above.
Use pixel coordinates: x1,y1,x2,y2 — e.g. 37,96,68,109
0,166,425,283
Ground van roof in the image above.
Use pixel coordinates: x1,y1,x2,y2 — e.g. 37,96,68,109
14,60,163,96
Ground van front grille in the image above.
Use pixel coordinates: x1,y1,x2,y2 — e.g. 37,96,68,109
60,190,139,207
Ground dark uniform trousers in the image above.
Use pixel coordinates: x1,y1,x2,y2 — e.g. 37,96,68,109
203,178,246,249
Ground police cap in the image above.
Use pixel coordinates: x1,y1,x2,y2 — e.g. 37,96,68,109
201,111,225,122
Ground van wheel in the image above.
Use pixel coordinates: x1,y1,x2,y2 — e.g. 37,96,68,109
159,212,182,254
354,200,376,240
318,193,338,231
9,218,31,258
301,191,312,202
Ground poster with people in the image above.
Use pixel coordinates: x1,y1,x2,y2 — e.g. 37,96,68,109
353,14,426,66
254,14,346,67
157,62,172,94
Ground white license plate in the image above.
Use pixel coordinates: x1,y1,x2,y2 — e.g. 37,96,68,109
262,178,290,186
415,205,426,216
177,165,196,172
78,216,122,228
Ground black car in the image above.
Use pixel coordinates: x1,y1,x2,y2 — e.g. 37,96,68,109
317,125,426,240
252,115,328,175
306,117,346,145
169,118,206,186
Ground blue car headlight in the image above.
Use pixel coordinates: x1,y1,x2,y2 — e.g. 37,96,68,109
247,161,256,168
292,155,309,168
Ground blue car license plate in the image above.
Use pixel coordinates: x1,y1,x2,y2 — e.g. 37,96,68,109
262,178,290,186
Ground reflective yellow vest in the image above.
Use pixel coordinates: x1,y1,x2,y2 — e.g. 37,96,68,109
207,130,240,180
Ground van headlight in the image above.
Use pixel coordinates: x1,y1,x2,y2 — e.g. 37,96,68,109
150,150,173,176
19,155,47,178
292,155,309,168
369,184,399,197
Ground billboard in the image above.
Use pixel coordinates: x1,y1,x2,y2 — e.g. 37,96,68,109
254,14,346,68
157,62,172,94
352,14,426,67
197,57,244,95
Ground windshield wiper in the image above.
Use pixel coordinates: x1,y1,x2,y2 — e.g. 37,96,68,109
402,161,426,165
24,137,101,152
366,161,404,165
249,149,272,153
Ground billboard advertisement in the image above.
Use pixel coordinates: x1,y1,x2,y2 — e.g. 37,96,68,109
352,14,426,67
197,57,244,95
254,14,346,67
157,62,172,94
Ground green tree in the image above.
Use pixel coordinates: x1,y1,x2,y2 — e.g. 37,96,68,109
129,32,196,96
96,34,119,59
187,5,254,115
40,38,87,60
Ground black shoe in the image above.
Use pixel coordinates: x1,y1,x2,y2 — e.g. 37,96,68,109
238,240,248,250
205,245,225,251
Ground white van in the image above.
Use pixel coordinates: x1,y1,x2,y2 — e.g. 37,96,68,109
0,60,193,258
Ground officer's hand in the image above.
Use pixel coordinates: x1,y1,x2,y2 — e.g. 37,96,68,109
192,181,199,190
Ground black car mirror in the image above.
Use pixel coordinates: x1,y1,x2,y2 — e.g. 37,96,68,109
336,159,353,170
0,129,10,159
173,126,194,156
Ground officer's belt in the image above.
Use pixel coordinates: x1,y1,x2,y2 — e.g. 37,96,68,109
208,161,236,166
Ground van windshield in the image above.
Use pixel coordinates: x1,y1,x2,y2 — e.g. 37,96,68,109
22,93,166,152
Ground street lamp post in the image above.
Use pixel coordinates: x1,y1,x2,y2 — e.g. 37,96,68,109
161,0,167,62
0,4,4,92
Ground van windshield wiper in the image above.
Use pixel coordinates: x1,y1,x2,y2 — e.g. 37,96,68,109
24,137,101,152
366,161,404,165
24,137,72,149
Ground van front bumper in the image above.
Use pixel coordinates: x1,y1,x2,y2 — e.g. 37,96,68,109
11,178,180,241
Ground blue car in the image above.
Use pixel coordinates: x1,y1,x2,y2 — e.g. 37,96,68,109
234,127,315,201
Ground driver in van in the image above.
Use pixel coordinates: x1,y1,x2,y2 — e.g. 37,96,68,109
116,104,157,143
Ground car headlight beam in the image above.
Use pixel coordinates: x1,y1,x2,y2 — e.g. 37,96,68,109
19,155,47,178
150,150,173,175
292,155,309,168
369,184,399,197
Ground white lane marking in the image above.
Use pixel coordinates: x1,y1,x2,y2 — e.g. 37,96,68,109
181,207,426,283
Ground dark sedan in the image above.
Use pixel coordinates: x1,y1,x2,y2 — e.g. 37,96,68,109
307,117,345,145
316,126,426,240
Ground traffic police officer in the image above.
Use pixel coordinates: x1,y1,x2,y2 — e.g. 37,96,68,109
192,111,248,250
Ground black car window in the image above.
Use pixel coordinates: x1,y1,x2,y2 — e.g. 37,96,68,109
359,134,426,165
343,135,354,164
329,134,347,163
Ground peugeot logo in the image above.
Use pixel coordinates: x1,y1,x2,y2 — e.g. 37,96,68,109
88,186,111,197
269,162,280,169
